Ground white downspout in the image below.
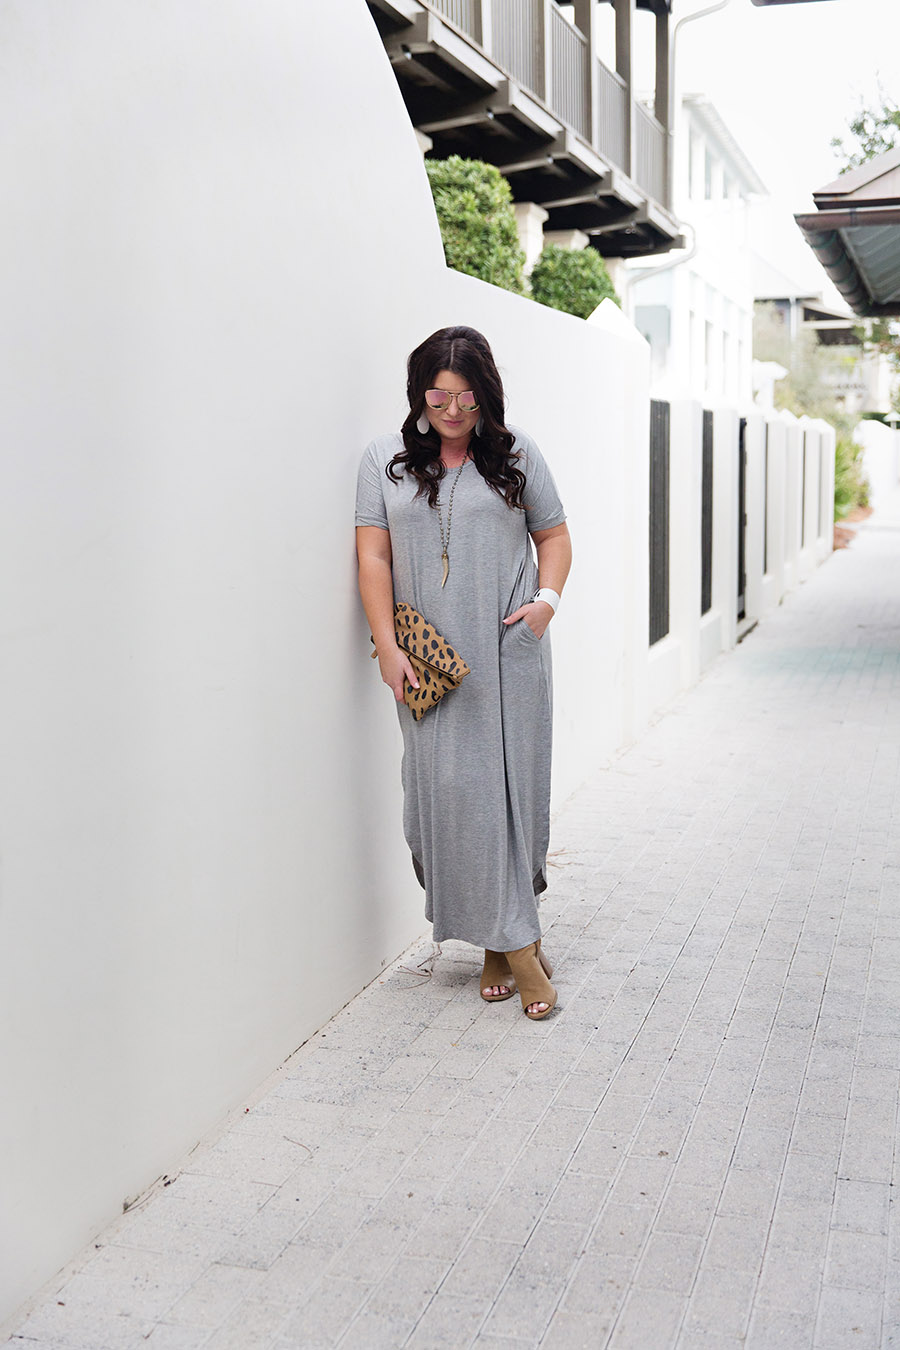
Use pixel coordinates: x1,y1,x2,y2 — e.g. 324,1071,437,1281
619,0,734,315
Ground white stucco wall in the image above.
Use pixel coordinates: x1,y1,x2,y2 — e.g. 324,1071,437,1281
858,418,900,508
0,0,452,1321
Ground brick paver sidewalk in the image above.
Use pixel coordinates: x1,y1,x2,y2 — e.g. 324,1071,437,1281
6,493,900,1350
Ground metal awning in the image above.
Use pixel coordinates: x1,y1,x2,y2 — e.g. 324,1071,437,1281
795,146,900,316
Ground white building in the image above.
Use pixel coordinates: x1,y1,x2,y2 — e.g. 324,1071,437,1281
752,249,897,417
623,93,766,403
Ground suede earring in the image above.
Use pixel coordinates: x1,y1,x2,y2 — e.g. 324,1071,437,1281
475,414,484,436
417,412,430,434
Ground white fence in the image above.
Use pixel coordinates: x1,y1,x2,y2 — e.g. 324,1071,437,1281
0,0,834,1328
647,401,836,712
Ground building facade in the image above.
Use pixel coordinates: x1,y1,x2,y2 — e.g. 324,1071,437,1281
624,93,765,404
367,0,682,261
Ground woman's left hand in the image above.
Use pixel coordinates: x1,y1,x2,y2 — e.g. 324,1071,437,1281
503,601,554,639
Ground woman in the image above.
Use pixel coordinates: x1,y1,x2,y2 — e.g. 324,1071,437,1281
355,326,571,1019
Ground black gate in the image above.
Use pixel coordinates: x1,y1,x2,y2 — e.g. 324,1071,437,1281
701,410,714,616
649,399,670,646
737,416,747,621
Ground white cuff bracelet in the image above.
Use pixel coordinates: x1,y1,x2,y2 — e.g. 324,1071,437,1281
533,587,561,613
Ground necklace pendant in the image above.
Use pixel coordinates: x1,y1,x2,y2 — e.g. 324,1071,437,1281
441,553,449,588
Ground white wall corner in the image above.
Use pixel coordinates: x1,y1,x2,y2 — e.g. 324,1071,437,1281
588,296,649,346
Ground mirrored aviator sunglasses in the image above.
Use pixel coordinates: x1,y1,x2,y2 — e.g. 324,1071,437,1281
424,388,480,412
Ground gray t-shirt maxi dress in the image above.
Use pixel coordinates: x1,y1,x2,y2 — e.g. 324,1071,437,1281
355,425,566,953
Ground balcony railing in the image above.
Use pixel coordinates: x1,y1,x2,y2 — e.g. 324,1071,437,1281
491,0,542,97
425,0,668,210
430,0,481,35
595,56,627,168
550,4,589,141
635,102,666,203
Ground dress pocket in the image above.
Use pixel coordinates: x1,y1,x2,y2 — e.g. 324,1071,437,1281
515,617,542,643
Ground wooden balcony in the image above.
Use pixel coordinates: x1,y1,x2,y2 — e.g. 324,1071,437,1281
368,0,682,258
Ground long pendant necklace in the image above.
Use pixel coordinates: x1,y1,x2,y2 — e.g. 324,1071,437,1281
436,455,467,588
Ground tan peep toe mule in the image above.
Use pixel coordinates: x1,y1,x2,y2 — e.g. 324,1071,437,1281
480,949,516,1002
504,940,557,1020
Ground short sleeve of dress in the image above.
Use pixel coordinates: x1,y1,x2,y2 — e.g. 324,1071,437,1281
355,440,389,530
513,428,567,533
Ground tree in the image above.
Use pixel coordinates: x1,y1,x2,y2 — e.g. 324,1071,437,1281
753,303,869,518
830,89,900,173
753,304,855,426
529,244,620,319
853,318,900,417
425,156,526,295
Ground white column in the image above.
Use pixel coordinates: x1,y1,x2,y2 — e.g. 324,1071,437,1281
798,415,820,581
765,413,787,605
514,201,550,273
743,409,767,623
543,228,591,250
781,410,803,593
814,418,836,561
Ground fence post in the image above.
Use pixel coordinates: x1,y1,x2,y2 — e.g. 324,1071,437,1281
814,418,836,560
540,0,553,106
476,0,492,51
765,413,787,605
780,410,802,594
742,409,767,624
713,406,739,655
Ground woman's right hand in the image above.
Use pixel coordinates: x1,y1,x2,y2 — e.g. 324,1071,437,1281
377,643,419,702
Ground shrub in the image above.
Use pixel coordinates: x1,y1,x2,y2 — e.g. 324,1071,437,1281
833,435,869,519
529,243,620,319
425,156,526,295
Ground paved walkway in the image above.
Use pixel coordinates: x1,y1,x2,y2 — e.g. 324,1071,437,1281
6,493,900,1350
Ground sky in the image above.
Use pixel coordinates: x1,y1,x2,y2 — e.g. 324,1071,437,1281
633,0,900,297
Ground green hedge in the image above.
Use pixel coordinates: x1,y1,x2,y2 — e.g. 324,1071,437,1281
529,243,620,318
834,435,869,519
425,155,525,295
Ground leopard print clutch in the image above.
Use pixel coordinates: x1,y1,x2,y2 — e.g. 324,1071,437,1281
371,603,471,720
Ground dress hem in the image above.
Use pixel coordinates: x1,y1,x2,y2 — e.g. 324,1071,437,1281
412,852,547,898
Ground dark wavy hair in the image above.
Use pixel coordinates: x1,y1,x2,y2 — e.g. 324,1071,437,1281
387,325,526,510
